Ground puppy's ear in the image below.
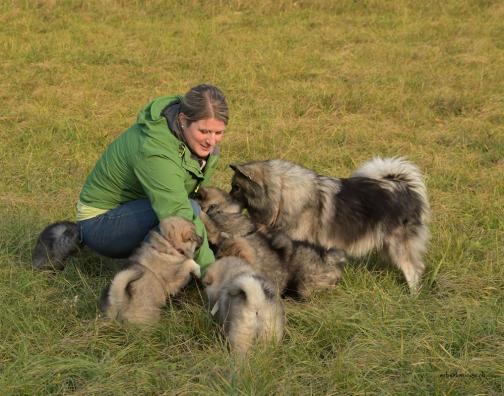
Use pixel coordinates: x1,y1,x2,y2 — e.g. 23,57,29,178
181,222,197,242
196,187,207,200
229,163,239,172
159,218,176,241
194,234,203,249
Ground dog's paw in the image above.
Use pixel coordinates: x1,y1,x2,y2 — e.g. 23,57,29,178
183,259,201,278
192,265,201,279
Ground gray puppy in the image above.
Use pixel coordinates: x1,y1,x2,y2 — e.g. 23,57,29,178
203,256,284,355
32,221,80,270
218,233,345,299
197,187,254,245
100,217,202,325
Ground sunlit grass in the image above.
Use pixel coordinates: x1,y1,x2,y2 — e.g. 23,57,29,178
1,0,503,394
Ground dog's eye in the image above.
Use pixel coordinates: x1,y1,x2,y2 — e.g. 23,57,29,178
208,204,219,213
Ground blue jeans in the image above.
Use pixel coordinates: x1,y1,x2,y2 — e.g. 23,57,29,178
78,199,201,259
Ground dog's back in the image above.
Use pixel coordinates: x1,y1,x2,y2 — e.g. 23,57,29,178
217,231,294,294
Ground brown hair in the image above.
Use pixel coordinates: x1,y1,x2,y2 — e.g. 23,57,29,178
180,84,229,126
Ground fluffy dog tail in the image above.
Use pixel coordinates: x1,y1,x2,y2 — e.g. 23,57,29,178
228,274,275,307
352,157,430,222
225,274,281,354
101,267,144,320
32,221,80,270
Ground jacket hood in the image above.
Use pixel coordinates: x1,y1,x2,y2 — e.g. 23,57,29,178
137,94,220,158
136,95,183,133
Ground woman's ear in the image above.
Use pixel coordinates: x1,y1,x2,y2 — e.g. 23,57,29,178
179,113,187,128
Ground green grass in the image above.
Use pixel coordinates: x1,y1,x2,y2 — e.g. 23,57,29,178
1,0,503,394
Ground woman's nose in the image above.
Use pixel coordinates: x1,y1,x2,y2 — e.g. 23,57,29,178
206,133,216,145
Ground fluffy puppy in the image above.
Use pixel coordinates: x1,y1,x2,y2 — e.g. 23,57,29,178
197,187,254,246
215,233,290,295
229,157,430,293
218,233,346,299
32,221,80,270
203,256,284,355
100,217,202,325
269,234,346,298
196,186,244,214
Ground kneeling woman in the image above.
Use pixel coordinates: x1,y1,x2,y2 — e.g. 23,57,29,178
77,84,228,269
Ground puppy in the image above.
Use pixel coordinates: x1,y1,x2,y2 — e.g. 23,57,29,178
218,233,346,299
32,221,80,270
196,186,244,214
197,187,254,246
100,216,202,325
203,256,284,355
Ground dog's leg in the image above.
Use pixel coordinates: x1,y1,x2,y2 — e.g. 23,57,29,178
166,259,201,296
228,319,255,356
181,258,201,279
199,212,222,245
385,228,427,294
258,304,284,345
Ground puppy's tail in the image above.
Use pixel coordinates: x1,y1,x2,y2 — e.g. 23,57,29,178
101,267,144,320
227,274,276,308
352,157,430,222
32,221,80,270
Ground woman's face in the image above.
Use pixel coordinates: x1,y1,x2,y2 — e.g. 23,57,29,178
180,115,225,158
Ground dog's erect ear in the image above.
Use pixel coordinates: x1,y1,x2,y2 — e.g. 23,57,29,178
230,164,249,178
229,163,261,184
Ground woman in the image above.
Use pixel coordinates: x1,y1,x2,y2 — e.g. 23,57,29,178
76,84,228,269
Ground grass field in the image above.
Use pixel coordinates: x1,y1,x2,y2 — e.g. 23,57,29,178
1,0,503,394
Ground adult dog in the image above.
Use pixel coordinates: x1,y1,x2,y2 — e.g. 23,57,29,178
229,157,430,293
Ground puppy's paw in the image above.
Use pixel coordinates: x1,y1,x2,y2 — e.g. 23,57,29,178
192,265,201,279
183,259,201,278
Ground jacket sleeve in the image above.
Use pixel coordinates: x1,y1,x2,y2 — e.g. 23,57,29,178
133,154,215,269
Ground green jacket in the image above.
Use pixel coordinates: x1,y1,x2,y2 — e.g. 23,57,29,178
79,95,219,268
